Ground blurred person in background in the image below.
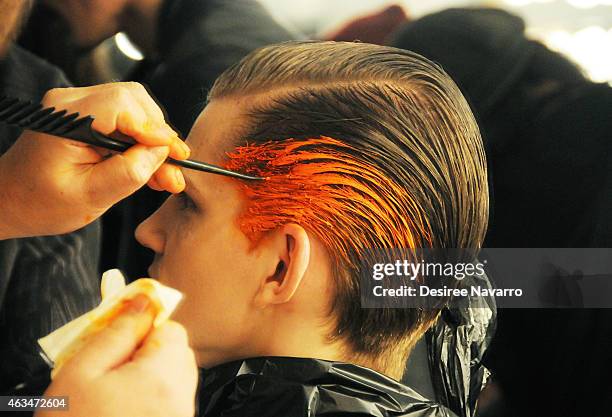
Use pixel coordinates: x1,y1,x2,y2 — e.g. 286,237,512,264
389,8,612,417
322,4,408,46
0,0,102,393
0,1,198,415
40,0,295,278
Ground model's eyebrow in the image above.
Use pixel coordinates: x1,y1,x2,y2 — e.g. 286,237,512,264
184,177,205,201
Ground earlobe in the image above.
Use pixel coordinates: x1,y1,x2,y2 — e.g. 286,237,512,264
259,223,311,306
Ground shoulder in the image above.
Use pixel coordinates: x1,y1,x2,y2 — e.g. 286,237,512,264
0,45,71,101
0,45,71,152
161,0,295,67
199,357,458,417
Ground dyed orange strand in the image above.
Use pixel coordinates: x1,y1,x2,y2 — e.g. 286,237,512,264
224,136,432,268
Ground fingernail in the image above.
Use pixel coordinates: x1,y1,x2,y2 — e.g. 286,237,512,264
178,139,191,159
127,293,151,313
175,169,185,189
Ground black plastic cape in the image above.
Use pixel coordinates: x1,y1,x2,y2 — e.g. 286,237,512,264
425,271,496,417
197,357,459,417
196,272,496,417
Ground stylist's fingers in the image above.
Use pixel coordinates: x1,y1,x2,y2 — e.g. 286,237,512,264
43,83,190,161
123,82,166,121
114,109,189,160
115,321,198,417
147,175,164,191
86,144,169,209
125,321,197,383
113,82,190,160
61,294,156,379
152,163,185,194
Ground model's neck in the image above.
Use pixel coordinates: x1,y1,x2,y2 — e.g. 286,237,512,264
196,317,349,370
120,0,163,57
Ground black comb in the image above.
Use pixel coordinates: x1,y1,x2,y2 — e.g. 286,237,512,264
0,95,264,181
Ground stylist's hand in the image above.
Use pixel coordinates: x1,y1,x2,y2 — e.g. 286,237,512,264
0,82,190,239
36,294,198,417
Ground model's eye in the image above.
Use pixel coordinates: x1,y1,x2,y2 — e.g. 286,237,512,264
176,192,197,211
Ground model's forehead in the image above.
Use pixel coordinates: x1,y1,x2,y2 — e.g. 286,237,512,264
182,98,250,192
186,100,238,163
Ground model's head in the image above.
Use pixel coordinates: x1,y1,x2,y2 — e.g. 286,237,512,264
136,41,488,379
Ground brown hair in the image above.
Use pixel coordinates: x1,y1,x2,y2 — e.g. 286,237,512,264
209,41,488,379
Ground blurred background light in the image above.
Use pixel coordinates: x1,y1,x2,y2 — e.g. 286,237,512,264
258,0,612,83
566,0,612,8
544,26,612,81
114,32,144,61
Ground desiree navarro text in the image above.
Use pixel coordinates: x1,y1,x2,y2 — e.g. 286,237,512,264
372,285,523,297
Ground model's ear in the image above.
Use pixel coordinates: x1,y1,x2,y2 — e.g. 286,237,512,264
254,223,310,307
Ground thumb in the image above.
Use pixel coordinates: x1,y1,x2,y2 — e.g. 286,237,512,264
130,321,191,365
87,145,169,209
118,320,198,386
64,294,156,379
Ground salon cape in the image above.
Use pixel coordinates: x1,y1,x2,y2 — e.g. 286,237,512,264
197,357,458,417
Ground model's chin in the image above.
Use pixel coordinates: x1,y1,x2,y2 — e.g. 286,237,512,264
149,268,174,288
147,263,160,280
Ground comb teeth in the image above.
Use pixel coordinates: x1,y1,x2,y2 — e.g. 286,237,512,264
0,96,82,136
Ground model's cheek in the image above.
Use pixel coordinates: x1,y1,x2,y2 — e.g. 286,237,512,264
152,238,184,283
161,239,203,287
153,261,172,287
163,221,195,255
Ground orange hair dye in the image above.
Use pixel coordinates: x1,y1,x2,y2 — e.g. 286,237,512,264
224,136,433,270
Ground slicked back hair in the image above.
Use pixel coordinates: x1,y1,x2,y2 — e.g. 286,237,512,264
209,41,488,379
